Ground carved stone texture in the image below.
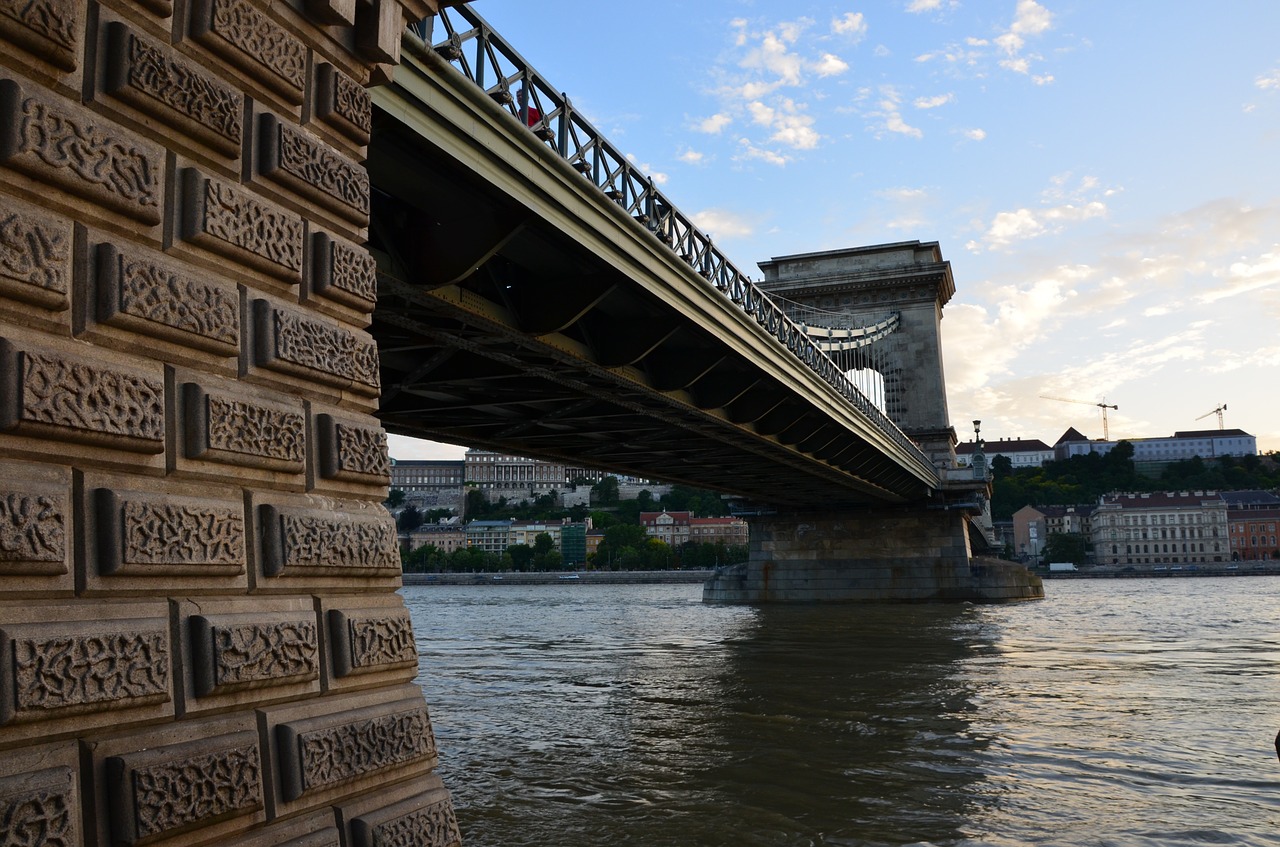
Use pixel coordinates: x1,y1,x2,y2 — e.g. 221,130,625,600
315,63,371,146
181,169,304,282
0,338,165,453
259,115,370,224
190,0,305,105
190,615,319,697
0,622,169,725
352,796,461,847
183,383,306,472
106,731,262,845
327,610,415,678
0,203,71,310
252,299,380,394
317,414,390,483
311,232,376,312
0,79,163,224
258,504,400,577
103,21,243,157
0,488,67,575
94,488,245,577
0,0,78,71
96,243,239,356
276,707,435,801
0,766,78,847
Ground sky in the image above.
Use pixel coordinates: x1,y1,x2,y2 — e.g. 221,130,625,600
389,0,1280,462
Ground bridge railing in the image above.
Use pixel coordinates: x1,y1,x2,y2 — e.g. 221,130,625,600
407,7,930,468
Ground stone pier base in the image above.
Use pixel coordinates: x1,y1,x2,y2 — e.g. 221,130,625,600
703,509,1043,604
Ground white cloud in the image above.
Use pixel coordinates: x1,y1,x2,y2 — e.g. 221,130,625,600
698,113,732,134
747,101,775,125
814,53,850,76
906,0,946,11
690,208,756,239
914,93,954,109
735,140,791,166
1009,0,1053,39
868,86,923,139
832,12,867,39
678,149,704,164
964,128,987,140
1257,68,1280,90
627,154,669,185
1197,247,1280,303
1033,74,1055,85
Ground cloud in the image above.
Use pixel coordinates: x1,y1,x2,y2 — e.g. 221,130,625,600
626,153,668,185
697,113,732,134
868,86,923,138
1257,68,1280,90
734,140,791,166
814,53,850,76
967,174,1113,251
1197,246,1280,303
914,93,954,109
677,149,704,164
964,128,987,140
832,12,867,39
690,208,755,239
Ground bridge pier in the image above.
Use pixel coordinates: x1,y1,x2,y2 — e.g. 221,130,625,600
704,509,1042,604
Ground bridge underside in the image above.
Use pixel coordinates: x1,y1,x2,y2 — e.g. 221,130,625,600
367,81,937,509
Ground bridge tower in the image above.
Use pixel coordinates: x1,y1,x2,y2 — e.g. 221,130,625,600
756,241,958,469
704,242,1041,604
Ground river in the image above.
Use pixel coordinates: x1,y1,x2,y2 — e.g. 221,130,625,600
404,577,1280,846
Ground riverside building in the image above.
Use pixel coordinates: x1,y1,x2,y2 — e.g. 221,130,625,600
1090,491,1229,566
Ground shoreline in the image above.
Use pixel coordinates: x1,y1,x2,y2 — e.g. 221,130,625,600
1042,565,1280,579
402,570,714,586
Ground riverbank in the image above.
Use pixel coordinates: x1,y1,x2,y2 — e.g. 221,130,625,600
1043,564,1280,579
402,570,714,586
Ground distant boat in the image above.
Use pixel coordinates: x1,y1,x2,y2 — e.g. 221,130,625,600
558,574,581,580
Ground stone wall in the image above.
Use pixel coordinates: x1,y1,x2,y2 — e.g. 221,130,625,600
0,0,461,844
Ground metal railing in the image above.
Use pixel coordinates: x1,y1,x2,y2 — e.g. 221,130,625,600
406,6,930,469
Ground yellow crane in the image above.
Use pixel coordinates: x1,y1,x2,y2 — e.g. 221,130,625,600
1195,403,1227,430
1041,395,1119,440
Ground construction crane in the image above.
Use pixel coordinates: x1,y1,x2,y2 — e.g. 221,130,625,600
1041,395,1119,440
1195,403,1227,430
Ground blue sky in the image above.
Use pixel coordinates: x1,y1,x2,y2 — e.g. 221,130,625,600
389,0,1280,461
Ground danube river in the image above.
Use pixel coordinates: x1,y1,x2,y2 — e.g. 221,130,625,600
404,577,1280,846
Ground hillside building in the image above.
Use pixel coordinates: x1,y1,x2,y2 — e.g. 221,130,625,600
1090,491,1229,566
956,437,1053,469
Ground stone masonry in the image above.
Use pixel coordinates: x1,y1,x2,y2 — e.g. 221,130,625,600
0,0,462,845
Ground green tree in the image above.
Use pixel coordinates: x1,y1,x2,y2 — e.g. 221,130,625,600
506,544,534,571
397,505,423,532
385,488,406,509
1043,532,1089,566
592,475,620,504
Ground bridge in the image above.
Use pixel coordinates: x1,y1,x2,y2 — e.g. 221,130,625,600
0,1,1037,845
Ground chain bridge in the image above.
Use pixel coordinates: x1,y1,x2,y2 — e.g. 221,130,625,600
371,7,948,509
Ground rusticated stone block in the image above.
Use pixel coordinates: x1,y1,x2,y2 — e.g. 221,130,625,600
258,504,399,577
96,243,239,356
327,609,415,678
276,706,435,801
0,487,67,576
94,488,245,577
0,765,79,847
0,618,169,725
310,231,376,313
106,730,262,845
354,0,401,66
0,0,78,71
180,168,303,282
190,614,319,696
351,794,461,847
0,338,164,452
315,63,371,146
0,79,163,224
0,202,71,310
190,0,305,105
305,0,354,27
252,299,380,394
103,21,243,157
183,382,305,472
317,413,390,484
258,114,370,224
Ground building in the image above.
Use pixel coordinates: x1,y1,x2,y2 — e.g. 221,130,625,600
389,459,466,511
404,523,467,555
956,437,1054,469
561,523,588,566
1054,428,1257,462
687,517,749,547
640,511,693,545
1089,491,1229,566
1011,504,1093,562
465,450,566,491
465,519,513,554
509,520,563,548
1223,491,1280,561
639,511,747,547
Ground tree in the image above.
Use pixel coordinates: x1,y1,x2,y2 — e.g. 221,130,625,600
506,544,534,571
991,455,1013,479
385,488,406,509
592,475,620,504
1042,532,1088,566
397,505,423,532
636,489,655,510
